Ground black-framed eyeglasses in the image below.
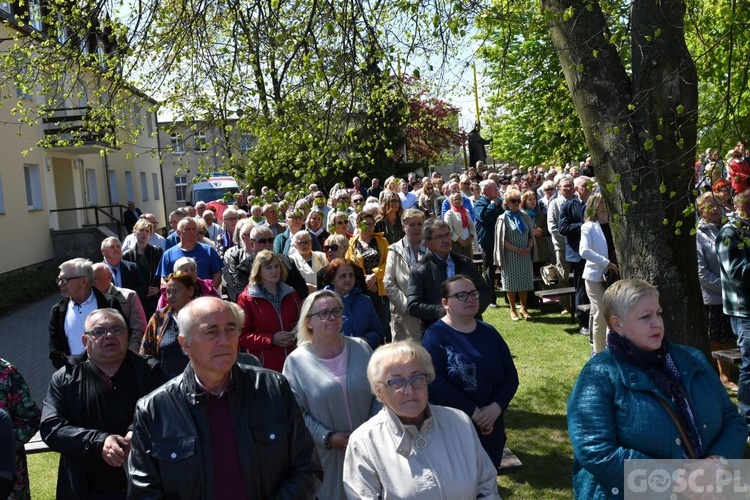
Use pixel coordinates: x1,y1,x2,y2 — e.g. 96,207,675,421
323,244,340,252
251,237,274,244
308,307,344,320
448,290,480,301
385,373,429,392
57,276,84,285
85,326,126,338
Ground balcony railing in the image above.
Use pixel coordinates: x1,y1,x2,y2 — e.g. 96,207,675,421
41,106,119,153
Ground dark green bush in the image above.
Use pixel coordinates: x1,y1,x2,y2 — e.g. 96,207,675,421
0,267,59,317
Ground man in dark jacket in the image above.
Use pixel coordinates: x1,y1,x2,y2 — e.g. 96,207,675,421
474,179,504,307
559,176,592,333
41,308,164,499
406,219,493,330
127,297,323,499
49,258,125,369
101,237,147,296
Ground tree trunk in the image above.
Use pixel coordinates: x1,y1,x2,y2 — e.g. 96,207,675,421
541,0,706,350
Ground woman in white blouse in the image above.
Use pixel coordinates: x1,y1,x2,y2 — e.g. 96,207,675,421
289,230,328,294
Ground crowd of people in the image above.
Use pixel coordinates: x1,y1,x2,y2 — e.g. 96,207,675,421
0,145,748,499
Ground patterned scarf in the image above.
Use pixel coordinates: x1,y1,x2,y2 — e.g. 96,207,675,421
607,332,704,458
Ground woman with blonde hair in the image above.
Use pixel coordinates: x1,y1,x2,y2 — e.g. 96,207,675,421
695,191,737,389
568,279,745,498
579,192,618,354
494,187,535,320
236,250,301,371
283,290,380,500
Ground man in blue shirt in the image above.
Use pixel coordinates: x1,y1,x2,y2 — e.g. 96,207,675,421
157,218,223,288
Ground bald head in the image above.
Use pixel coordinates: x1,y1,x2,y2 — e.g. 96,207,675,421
92,263,112,294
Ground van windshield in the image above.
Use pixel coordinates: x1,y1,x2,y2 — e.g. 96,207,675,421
193,187,239,203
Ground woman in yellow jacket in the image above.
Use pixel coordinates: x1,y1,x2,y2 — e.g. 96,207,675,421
346,211,390,343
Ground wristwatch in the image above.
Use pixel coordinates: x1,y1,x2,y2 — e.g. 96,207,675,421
323,431,334,450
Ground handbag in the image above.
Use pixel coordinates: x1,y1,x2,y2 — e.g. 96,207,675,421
541,264,559,286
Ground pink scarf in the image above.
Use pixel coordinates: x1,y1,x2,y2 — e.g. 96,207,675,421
451,203,470,229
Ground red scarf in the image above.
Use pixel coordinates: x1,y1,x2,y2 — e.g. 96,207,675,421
450,203,470,229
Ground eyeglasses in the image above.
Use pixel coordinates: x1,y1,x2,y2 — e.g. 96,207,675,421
197,231,205,236
507,199,521,204
385,373,429,392
352,199,364,204
544,188,554,192
251,237,274,244
85,326,126,338
448,290,480,301
308,307,344,320
361,221,375,227
323,244,340,252
335,220,348,226
223,217,238,221
57,276,84,285
427,232,450,241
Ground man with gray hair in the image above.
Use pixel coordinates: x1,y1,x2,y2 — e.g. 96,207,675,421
49,259,124,369
128,297,323,498
474,179,504,307
202,210,222,241
547,175,576,314
407,219,492,330
92,263,147,353
157,217,223,288
41,308,163,499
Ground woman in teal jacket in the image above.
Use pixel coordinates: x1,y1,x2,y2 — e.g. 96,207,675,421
567,279,746,499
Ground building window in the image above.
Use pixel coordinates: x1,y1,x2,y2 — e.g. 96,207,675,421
240,133,253,151
125,171,134,201
0,2,10,14
56,13,68,44
29,0,42,31
140,172,148,202
108,170,118,204
0,172,5,214
175,175,187,203
170,133,184,154
85,168,98,206
146,113,154,137
195,132,208,152
23,164,43,211
152,173,160,200
133,105,142,131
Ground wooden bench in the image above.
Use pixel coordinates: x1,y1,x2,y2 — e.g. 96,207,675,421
24,433,49,455
534,287,576,321
712,348,741,365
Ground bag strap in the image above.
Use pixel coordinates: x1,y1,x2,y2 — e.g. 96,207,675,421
654,396,696,459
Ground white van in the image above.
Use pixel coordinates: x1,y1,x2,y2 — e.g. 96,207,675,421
186,175,240,205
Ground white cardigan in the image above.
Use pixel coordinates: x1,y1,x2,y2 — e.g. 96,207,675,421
288,250,328,287
579,220,610,282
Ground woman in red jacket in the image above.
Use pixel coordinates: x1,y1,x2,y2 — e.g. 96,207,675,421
237,250,302,371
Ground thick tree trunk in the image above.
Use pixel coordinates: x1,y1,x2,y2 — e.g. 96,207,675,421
541,0,706,349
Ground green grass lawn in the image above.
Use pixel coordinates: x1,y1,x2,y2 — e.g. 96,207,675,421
26,296,739,499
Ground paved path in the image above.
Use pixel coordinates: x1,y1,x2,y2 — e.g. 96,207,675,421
0,294,59,408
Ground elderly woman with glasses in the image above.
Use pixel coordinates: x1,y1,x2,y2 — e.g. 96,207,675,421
343,341,500,499
283,290,381,500
141,271,199,379
494,187,536,321
289,230,329,294
422,275,519,469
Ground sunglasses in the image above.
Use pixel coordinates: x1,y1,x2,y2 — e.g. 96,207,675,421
323,244,340,252
508,199,521,203
251,238,274,244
